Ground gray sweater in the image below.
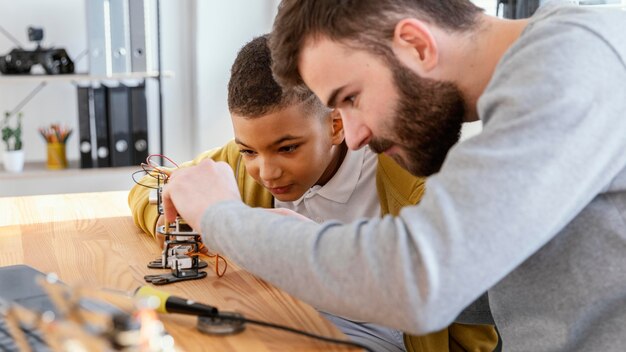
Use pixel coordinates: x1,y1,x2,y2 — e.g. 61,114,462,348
200,4,626,351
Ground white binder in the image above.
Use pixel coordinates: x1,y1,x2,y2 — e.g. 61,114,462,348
86,0,112,75
129,0,154,72
109,0,131,73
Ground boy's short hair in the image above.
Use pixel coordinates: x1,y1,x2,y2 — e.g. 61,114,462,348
228,34,326,118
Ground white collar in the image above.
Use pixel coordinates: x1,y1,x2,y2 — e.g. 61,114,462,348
290,147,366,206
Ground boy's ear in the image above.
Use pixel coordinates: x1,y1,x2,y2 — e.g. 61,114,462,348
330,109,345,145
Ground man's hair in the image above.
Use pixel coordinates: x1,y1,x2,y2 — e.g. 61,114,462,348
228,34,324,118
269,0,484,88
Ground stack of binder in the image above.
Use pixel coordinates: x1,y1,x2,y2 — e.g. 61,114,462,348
86,0,155,75
77,83,149,168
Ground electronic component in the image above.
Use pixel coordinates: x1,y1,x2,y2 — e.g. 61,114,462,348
143,168,210,285
0,27,74,75
144,218,209,284
134,154,227,284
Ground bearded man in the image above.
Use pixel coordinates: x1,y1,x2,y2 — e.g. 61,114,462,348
162,1,626,351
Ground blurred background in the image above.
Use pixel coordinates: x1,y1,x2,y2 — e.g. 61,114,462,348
0,0,503,196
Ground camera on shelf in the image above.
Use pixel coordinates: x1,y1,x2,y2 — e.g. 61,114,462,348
0,26,74,75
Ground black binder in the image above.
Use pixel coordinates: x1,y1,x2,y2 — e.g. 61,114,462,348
76,85,109,168
107,84,133,167
77,86,93,168
93,86,110,168
130,84,149,165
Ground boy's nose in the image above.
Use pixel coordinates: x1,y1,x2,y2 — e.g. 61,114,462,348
259,159,282,181
340,111,372,150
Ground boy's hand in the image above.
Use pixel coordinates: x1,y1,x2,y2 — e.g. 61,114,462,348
162,159,241,231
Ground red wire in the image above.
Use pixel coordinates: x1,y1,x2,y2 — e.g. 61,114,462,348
188,243,228,278
146,154,179,168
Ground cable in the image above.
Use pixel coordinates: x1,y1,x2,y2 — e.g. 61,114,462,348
0,24,23,48
140,163,167,183
186,243,228,278
147,154,178,169
72,48,89,65
136,286,373,351
131,169,159,189
221,314,374,352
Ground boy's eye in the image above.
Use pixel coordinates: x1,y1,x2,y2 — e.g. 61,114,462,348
279,145,298,153
239,149,256,156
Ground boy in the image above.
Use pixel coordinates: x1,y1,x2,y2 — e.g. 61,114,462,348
129,35,496,352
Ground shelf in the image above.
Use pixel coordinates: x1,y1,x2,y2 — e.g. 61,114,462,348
0,71,174,83
0,160,138,180
581,4,626,8
579,0,626,8
0,161,139,197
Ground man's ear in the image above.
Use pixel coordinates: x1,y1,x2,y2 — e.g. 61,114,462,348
391,18,439,75
330,109,345,145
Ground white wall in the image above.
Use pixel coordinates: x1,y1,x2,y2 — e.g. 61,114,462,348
158,0,195,163
473,0,498,15
193,1,277,154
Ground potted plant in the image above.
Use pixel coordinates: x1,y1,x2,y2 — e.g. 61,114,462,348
2,111,25,172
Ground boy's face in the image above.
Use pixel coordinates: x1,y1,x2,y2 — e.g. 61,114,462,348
232,103,343,202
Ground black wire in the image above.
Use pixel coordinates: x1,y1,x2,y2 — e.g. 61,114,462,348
140,163,154,175
219,314,374,352
131,169,159,189
141,163,169,183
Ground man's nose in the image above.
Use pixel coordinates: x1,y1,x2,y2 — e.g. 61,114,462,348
340,110,372,150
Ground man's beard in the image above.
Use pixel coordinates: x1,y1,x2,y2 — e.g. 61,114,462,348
369,60,466,177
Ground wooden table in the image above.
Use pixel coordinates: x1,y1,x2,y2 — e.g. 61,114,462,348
0,191,356,351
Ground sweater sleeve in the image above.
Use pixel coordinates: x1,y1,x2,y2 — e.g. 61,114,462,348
199,20,626,334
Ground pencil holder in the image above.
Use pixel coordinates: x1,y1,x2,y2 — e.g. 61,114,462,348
46,142,67,169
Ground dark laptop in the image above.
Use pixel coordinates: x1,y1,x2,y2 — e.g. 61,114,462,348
0,265,57,313
0,265,123,351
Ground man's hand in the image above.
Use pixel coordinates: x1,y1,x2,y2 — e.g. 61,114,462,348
161,159,241,231
155,215,165,248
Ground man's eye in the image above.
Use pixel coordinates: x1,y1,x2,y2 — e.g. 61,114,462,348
279,145,298,153
343,95,356,105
